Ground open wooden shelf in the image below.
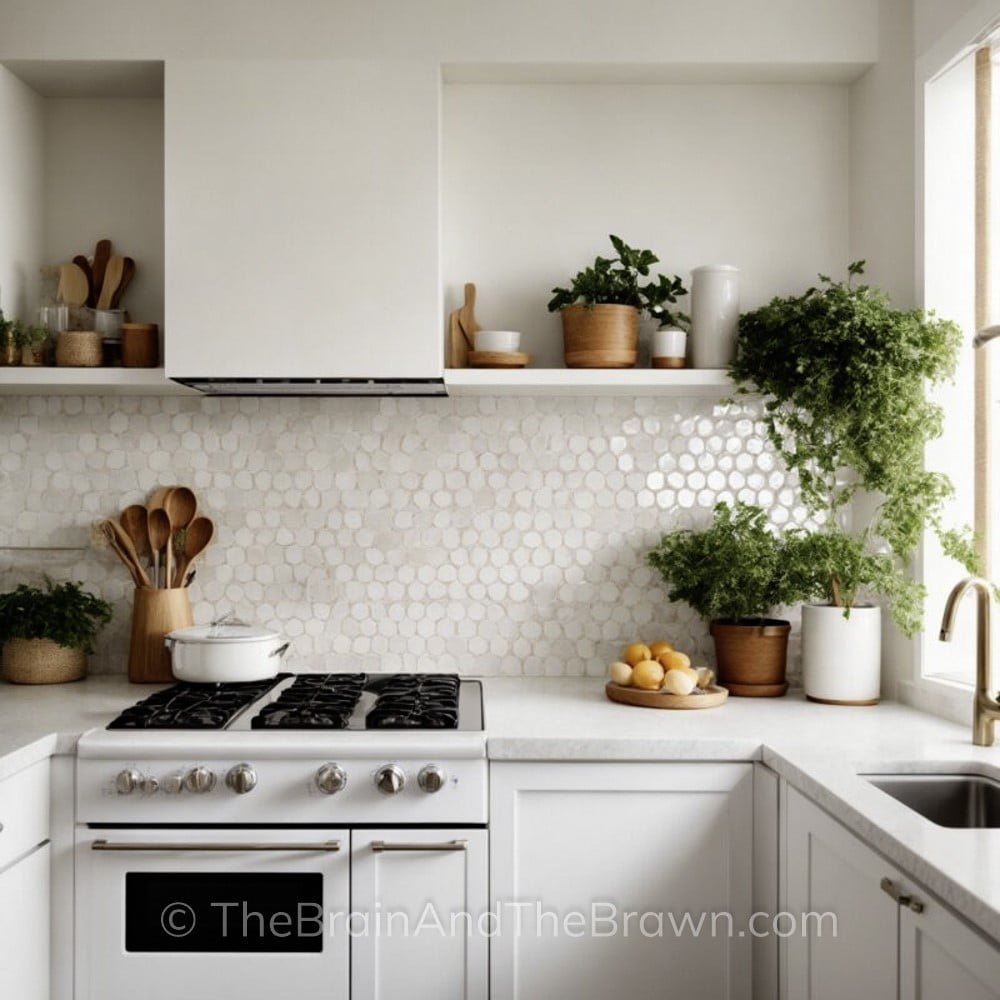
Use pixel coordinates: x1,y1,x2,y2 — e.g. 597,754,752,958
0,368,197,396
444,367,732,396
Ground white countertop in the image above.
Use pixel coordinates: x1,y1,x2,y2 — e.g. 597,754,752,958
3,674,1000,941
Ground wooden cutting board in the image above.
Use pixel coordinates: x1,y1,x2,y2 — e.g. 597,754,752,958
448,283,479,368
605,682,728,710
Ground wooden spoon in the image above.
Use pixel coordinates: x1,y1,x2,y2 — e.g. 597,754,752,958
164,486,197,533
110,257,135,309
119,504,150,564
147,484,181,511
72,255,95,308
174,516,214,588
102,519,152,588
147,507,171,589
59,263,90,308
97,254,125,310
90,239,112,306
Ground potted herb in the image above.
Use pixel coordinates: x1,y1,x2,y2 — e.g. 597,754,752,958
547,235,687,368
783,529,923,704
17,322,51,366
728,262,979,702
647,502,801,696
0,580,113,684
0,309,17,366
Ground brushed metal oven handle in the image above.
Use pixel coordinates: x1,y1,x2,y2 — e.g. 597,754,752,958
91,839,341,852
370,839,467,853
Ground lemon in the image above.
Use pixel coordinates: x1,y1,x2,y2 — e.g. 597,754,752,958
657,649,692,672
648,639,674,658
609,661,633,686
632,659,665,690
623,643,652,667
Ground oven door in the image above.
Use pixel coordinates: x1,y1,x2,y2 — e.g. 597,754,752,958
75,827,349,1000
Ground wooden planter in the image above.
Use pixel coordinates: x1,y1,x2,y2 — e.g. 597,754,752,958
710,619,791,697
560,304,638,368
2,638,87,684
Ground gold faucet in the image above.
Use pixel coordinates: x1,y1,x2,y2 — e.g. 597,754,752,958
940,577,1000,746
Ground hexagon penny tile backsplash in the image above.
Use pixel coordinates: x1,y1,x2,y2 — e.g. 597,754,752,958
0,393,809,678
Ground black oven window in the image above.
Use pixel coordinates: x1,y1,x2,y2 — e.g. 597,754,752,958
125,873,324,953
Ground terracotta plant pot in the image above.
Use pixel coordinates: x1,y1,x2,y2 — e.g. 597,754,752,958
560,303,638,368
710,619,791,697
1,638,87,684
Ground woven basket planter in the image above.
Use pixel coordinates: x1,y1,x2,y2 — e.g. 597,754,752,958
2,638,87,684
560,304,638,368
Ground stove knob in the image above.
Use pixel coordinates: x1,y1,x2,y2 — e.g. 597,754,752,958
184,766,217,794
316,764,347,795
161,773,185,795
418,765,446,794
140,775,160,796
225,763,257,795
375,764,406,796
115,769,142,795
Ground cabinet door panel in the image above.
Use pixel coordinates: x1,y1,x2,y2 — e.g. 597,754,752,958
351,828,487,1000
0,842,50,1000
165,58,441,380
491,762,753,1000
900,903,1000,1000
784,787,897,1000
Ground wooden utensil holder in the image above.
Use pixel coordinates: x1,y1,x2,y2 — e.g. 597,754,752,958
128,587,193,683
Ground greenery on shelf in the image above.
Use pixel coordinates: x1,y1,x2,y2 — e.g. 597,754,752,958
0,309,12,348
0,579,113,653
782,528,924,637
727,260,980,626
647,502,801,623
547,235,689,328
15,321,50,348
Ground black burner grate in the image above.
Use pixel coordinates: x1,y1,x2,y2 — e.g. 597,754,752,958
365,674,460,730
107,676,287,730
250,673,368,730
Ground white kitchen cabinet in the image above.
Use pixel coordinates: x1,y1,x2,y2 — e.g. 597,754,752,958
0,842,51,1000
351,828,488,1000
784,785,1000,1000
0,759,51,1000
490,762,753,1000
164,58,441,382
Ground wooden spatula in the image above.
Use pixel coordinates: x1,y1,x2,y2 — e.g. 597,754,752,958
110,257,135,308
59,263,90,308
97,255,125,310
91,239,112,304
72,255,95,308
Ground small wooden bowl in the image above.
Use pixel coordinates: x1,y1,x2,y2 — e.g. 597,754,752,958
651,357,686,369
468,350,532,368
605,681,729,710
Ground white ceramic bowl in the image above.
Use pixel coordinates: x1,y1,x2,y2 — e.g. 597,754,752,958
474,330,521,352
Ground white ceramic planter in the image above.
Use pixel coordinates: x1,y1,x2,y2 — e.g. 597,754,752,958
801,603,881,705
651,327,687,367
690,264,740,368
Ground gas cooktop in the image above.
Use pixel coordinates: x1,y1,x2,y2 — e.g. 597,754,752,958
106,672,482,732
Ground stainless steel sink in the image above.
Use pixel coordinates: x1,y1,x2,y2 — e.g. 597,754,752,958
867,773,1000,828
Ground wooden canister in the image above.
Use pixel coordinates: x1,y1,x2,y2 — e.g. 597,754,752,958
128,587,193,683
121,323,160,368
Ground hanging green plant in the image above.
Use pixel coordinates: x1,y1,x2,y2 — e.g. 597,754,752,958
728,262,978,584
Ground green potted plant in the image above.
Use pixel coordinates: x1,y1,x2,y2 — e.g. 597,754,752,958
647,502,801,696
0,309,17,366
783,528,924,704
17,322,51,366
0,579,113,684
547,235,687,368
729,261,979,701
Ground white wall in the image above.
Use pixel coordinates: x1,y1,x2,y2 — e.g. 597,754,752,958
443,83,850,366
0,66,43,323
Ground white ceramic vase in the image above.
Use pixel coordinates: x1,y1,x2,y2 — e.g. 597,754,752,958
689,264,740,368
801,603,881,705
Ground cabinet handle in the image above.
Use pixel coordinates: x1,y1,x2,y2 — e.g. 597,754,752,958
371,839,467,853
879,876,925,914
91,839,341,852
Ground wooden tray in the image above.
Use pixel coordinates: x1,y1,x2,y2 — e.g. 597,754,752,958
468,351,532,368
605,681,729,710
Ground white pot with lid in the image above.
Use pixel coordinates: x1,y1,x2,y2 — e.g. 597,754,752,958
165,619,290,683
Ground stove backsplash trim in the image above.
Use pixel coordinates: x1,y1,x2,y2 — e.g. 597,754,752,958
0,393,810,678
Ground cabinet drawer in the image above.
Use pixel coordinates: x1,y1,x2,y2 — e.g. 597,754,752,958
0,760,50,870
